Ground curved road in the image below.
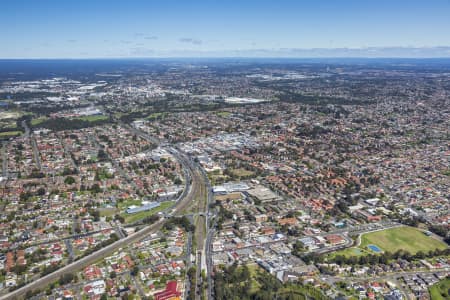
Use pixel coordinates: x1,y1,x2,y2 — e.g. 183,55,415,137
0,148,204,300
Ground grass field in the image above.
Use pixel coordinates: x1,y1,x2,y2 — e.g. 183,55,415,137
0,120,18,130
247,264,263,294
121,200,174,223
230,168,255,178
31,116,49,126
360,226,448,254
146,112,168,120
207,173,227,186
429,278,450,300
215,111,231,117
117,199,142,210
98,207,116,218
0,111,21,119
0,131,22,138
329,247,370,258
331,226,448,258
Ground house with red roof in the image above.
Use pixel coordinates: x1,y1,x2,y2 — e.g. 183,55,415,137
154,281,181,300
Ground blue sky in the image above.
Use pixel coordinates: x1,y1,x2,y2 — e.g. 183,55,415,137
1,0,450,58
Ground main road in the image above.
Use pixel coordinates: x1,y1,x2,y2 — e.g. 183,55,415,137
0,139,205,300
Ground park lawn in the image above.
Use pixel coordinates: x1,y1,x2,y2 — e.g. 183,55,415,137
247,264,263,294
219,264,263,295
122,200,174,223
429,278,450,300
360,226,448,254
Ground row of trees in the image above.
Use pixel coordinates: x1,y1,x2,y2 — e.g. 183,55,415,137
35,117,109,131
429,225,450,244
303,248,450,266
164,216,195,232
214,263,329,300
75,233,119,258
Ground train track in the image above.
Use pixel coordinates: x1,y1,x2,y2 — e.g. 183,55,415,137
0,149,203,300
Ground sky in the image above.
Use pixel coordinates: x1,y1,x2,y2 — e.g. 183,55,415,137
1,0,450,58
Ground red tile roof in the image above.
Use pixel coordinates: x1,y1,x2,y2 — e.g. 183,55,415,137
154,281,181,300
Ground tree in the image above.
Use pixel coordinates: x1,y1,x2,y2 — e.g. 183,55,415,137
90,183,102,194
114,214,125,224
97,149,108,161
25,290,35,299
64,176,76,185
12,264,27,275
58,273,75,285
131,266,139,276
90,209,100,222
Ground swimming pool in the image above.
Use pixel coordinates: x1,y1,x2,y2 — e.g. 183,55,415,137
368,244,383,253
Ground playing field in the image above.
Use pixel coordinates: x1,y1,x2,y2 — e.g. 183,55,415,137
331,226,448,258
429,278,450,300
360,226,448,254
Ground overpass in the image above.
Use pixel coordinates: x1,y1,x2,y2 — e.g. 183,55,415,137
0,136,203,300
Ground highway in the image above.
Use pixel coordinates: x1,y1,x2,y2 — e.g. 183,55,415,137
0,121,212,299
205,226,216,299
171,152,209,300
124,123,212,300
0,216,163,299
0,133,203,300
29,131,42,171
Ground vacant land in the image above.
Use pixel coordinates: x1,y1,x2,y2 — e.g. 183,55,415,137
230,168,255,178
360,226,447,254
0,111,21,119
429,278,450,300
